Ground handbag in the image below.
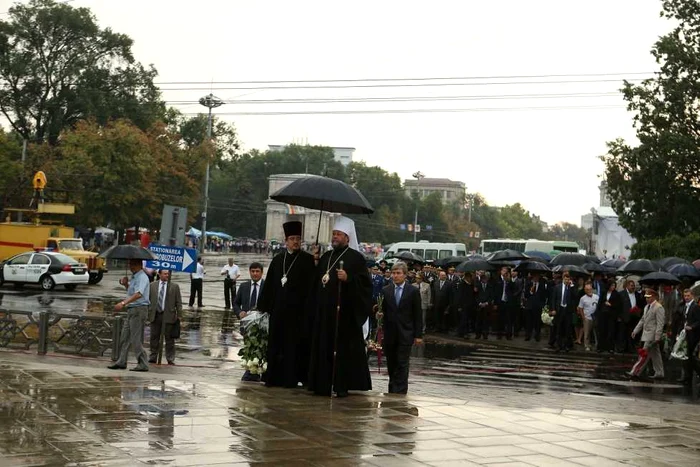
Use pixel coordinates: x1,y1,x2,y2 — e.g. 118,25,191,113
170,318,181,339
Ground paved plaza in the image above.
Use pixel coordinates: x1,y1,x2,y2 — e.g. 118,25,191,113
1,350,700,467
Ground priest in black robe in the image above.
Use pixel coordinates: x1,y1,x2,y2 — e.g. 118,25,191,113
308,216,373,397
258,221,316,388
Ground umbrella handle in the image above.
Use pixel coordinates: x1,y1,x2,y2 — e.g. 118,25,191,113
315,199,324,246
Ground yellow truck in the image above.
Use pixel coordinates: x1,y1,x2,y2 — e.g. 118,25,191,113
0,224,107,284
0,171,107,284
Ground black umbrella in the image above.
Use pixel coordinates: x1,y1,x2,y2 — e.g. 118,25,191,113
456,259,496,273
99,245,157,260
617,259,657,276
583,262,606,273
552,265,590,278
667,263,700,281
514,261,551,274
550,253,587,266
601,258,626,269
434,256,466,268
658,257,690,271
639,271,681,286
489,250,529,262
524,250,551,262
390,251,424,263
269,175,374,243
585,255,601,264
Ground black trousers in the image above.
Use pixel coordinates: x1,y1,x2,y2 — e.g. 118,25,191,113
554,312,573,350
475,305,490,337
149,312,175,363
436,306,450,332
597,312,617,351
457,307,474,337
497,302,515,337
189,278,203,307
223,279,236,309
684,337,699,382
385,338,412,394
524,307,542,340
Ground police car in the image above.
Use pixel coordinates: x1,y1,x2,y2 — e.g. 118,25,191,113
0,251,89,291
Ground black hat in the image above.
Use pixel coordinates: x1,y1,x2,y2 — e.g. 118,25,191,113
283,221,302,238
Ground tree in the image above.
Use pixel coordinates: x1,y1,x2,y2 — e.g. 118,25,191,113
547,222,588,247
602,0,700,240
0,0,165,145
175,113,241,164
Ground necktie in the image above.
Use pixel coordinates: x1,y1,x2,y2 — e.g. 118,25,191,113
250,282,258,310
395,285,402,306
502,279,507,302
158,282,166,312
563,286,569,307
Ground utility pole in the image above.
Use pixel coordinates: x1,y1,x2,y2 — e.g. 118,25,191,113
17,139,28,223
412,171,424,242
198,94,224,254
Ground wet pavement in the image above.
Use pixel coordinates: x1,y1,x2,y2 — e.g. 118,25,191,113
2,352,700,466
2,254,700,465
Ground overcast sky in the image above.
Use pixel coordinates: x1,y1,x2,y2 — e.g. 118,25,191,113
2,0,672,225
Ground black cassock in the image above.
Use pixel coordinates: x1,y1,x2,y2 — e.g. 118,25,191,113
308,246,372,396
258,249,316,388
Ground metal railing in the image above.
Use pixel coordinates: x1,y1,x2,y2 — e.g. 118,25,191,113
0,310,124,361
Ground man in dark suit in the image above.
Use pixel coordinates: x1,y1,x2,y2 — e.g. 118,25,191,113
677,289,700,385
376,261,423,394
475,272,494,339
549,273,576,352
494,267,513,340
453,272,477,338
431,270,453,333
524,273,547,342
148,270,183,365
617,280,643,353
234,262,265,381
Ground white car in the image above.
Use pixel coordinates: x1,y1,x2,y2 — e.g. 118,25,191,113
0,251,89,291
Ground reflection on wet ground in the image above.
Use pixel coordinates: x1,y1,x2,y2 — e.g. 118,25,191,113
1,356,700,466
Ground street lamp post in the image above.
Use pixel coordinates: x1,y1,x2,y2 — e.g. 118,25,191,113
198,94,223,254
412,171,424,242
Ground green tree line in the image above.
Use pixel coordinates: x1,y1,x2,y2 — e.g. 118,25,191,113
0,0,588,249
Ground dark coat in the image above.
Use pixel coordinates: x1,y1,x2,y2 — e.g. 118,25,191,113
380,282,423,346
233,279,265,318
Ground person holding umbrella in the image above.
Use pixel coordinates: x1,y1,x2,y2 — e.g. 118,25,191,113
523,271,547,342
628,287,666,380
307,216,372,397
108,259,151,372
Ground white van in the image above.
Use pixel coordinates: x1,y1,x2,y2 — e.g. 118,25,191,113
383,241,467,261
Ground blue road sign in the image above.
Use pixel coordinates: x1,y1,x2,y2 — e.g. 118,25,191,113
146,244,198,273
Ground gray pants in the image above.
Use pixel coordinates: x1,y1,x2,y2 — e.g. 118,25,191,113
631,340,664,377
116,306,149,369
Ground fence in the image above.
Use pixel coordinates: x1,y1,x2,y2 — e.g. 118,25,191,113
0,309,124,361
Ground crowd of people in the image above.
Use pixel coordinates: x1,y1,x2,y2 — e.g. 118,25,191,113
367,260,699,383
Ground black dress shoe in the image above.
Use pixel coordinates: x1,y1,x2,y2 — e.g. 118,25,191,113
336,391,349,398
535,337,541,342
107,364,126,370
167,361,175,365
129,367,149,372
148,359,157,364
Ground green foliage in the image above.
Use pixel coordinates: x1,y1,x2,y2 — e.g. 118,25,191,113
631,233,700,260
0,0,165,144
602,0,700,240
237,323,268,366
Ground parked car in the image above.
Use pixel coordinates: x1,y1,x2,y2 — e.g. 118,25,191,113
0,251,89,291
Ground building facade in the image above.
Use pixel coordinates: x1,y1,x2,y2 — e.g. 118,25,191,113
580,180,635,258
403,178,466,204
265,174,337,244
268,145,355,166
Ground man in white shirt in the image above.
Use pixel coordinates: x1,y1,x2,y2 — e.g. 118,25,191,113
188,257,205,308
577,283,599,351
221,258,241,309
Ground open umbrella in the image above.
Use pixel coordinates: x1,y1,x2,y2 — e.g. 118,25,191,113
639,271,681,286
658,257,690,271
514,261,551,274
550,253,587,266
390,251,424,263
456,259,496,273
99,245,157,260
552,265,590,278
489,250,529,262
270,175,374,243
583,262,606,273
601,258,626,269
524,251,551,262
617,259,657,276
667,263,700,281
585,255,601,264
434,256,466,268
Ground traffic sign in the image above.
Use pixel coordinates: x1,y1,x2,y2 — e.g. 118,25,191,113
146,244,197,273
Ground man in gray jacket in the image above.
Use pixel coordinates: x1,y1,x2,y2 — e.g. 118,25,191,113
628,287,666,379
